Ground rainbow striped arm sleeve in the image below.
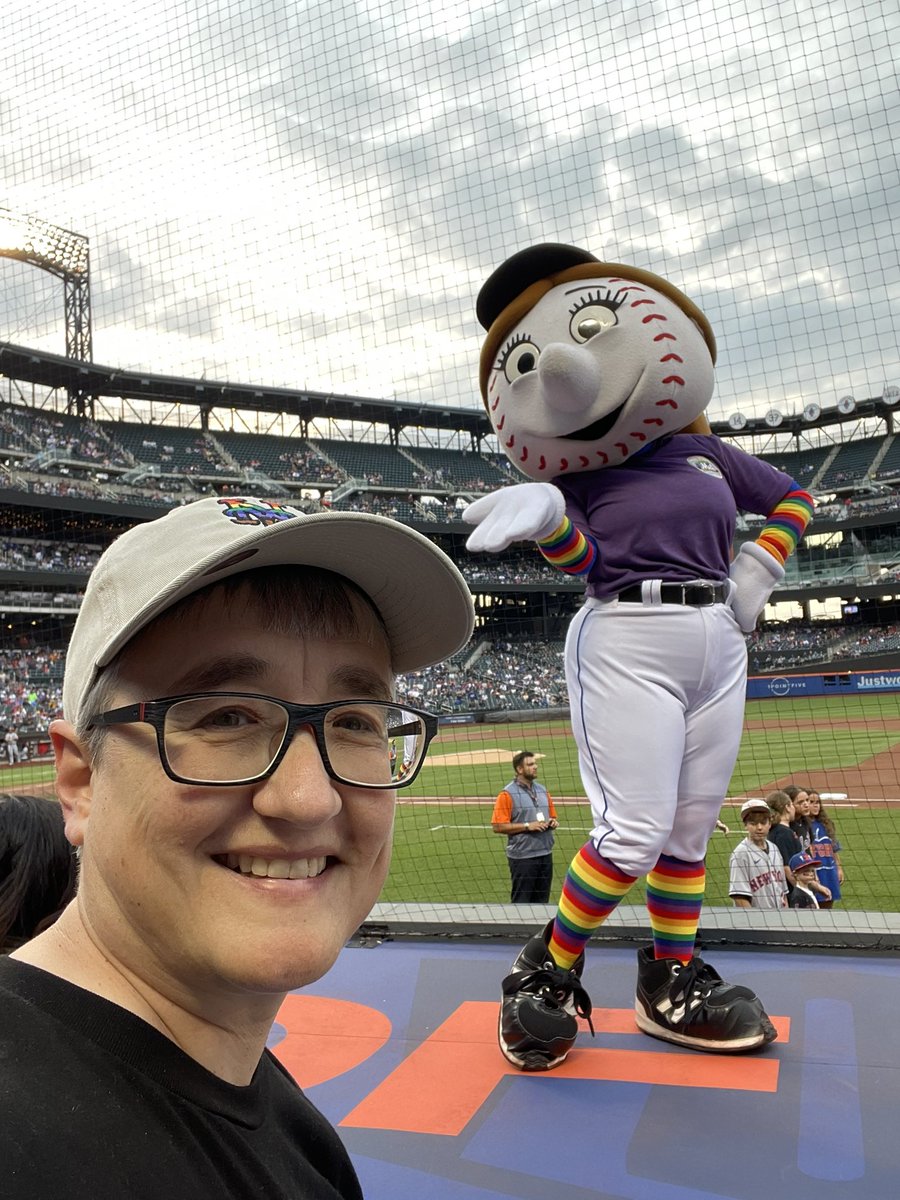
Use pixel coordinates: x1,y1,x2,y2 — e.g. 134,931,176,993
538,515,598,576
755,486,814,566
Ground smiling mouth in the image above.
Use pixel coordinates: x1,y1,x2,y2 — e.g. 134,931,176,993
559,401,626,442
214,853,329,880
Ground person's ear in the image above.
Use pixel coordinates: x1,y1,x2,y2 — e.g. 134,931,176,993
50,719,94,848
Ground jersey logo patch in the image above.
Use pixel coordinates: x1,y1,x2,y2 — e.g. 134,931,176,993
687,456,723,479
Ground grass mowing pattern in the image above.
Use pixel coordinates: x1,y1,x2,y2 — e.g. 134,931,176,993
384,694,900,910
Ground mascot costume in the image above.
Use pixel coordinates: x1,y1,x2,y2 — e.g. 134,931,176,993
464,244,813,1069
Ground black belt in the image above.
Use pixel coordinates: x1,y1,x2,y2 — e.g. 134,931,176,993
617,582,729,606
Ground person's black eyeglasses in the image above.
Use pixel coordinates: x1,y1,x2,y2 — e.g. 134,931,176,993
87,692,438,789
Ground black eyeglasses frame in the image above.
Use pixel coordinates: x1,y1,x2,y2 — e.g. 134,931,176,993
87,691,438,790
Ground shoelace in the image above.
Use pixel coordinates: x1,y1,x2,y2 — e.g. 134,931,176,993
665,957,723,1022
504,963,595,1034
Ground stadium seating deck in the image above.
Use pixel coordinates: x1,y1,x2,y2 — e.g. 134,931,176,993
97,422,231,473
756,444,833,487
213,430,342,482
312,438,420,487
818,436,886,490
874,434,900,479
402,445,511,491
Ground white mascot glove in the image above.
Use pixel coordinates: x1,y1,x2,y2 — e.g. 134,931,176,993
463,482,566,553
728,541,785,632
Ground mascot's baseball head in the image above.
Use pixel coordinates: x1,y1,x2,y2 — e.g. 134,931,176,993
477,243,717,482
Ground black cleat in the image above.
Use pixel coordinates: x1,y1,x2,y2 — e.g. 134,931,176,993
634,946,777,1053
498,924,593,1070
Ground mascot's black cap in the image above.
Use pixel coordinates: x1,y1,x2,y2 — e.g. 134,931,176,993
476,242,717,401
476,243,600,330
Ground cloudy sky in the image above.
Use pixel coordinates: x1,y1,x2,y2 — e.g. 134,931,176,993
2,0,898,424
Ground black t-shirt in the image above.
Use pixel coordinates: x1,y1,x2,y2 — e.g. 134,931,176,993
789,819,812,851
0,957,363,1200
768,822,802,865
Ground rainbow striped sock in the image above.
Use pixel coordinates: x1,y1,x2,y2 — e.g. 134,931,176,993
646,854,705,963
548,841,638,970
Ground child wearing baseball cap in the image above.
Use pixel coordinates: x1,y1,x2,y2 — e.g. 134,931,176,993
788,852,824,909
728,799,789,909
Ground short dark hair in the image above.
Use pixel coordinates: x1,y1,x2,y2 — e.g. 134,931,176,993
512,750,535,772
77,564,390,758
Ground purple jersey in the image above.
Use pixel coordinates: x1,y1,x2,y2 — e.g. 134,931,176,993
555,434,794,598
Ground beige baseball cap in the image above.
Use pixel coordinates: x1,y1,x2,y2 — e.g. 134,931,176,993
62,495,475,726
740,799,771,818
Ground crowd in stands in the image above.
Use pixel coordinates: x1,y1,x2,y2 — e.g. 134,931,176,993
1,539,102,574
0,647,64,756
399,640,568,712
414,497,468,523
0,410,131,469
0,590,83,610
1,471,111,503
9,519,900,597
747,622,846,670
4,406,900,731
463,553,571,586
0,532,572,588
327,492,417,522
7,453,900,532
2,618,900,750
749,622,840,652
747,620,900,669
176,439,232,474
410,469,498,493
277,448,342,481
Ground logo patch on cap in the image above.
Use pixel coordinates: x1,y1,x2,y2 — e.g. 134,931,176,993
218,498,302,526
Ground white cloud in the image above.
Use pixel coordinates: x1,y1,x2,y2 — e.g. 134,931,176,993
1,0,898,423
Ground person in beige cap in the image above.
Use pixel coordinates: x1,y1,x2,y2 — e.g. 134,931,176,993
728,799,789,909
0,495,474,1200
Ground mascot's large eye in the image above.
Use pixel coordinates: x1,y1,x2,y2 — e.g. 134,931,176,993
497,333,541,382
568,290,624,343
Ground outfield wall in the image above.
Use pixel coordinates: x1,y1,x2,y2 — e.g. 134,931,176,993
747,668,900,700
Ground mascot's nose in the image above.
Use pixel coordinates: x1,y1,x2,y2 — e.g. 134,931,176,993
537,343,603,414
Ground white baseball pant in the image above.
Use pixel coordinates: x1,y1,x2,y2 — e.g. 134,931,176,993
565,591,748,877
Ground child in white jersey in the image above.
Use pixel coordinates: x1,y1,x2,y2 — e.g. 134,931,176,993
729,799,788,909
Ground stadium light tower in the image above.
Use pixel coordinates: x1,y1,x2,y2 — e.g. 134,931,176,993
0,207,94,416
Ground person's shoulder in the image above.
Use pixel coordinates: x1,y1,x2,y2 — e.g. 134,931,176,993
729,838,753,864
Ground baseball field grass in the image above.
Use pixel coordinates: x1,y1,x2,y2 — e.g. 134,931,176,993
381,692,900,910
7,691,899,911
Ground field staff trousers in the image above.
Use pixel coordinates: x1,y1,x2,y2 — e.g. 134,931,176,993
565,595,748,878
508,853,554,903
